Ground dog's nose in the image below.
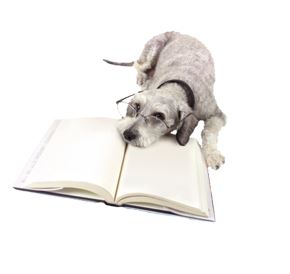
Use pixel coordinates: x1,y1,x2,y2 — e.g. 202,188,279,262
123,129,137,141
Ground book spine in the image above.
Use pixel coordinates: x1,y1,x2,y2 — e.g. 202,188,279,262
14,120,61,187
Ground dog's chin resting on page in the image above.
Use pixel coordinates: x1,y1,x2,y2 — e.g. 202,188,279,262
117,116,168,148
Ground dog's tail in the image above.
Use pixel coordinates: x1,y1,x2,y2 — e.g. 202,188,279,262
103,59,134,67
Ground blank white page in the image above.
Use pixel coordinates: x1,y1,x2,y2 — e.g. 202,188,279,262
116,135,206,209
23,117,125,197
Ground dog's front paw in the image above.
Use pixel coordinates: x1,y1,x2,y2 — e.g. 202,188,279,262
203,148,225,170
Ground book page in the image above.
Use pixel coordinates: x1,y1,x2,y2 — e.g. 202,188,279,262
116,135,208,213
22,117,126,201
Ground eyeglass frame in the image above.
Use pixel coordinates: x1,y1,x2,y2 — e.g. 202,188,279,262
116,91,195,129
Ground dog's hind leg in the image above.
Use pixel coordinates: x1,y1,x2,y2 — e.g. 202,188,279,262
135,32,175,87
201,111,226,169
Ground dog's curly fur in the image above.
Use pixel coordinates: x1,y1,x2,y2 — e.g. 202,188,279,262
115,31,226,169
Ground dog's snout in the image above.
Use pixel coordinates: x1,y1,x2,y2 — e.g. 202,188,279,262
123,129,137,141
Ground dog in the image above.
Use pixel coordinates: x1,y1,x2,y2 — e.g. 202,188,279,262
104,31,226,169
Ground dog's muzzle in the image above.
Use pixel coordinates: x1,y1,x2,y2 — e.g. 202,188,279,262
123,129,137,141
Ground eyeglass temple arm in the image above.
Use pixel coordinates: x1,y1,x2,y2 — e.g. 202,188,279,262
115,90,145,104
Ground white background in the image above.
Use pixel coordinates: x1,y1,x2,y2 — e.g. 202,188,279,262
1,1,289,273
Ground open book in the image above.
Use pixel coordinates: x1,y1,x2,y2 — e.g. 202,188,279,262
14,117,215,221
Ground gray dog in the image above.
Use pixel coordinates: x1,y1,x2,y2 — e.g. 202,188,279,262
104,31,226,169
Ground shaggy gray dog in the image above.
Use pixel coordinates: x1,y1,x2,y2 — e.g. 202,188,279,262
105,31,226,169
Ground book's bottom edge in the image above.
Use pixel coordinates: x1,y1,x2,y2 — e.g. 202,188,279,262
13,187,216,222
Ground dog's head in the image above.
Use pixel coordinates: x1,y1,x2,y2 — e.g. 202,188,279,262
117,89,198,147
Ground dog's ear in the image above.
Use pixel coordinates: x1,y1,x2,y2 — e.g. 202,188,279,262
176,106,198,146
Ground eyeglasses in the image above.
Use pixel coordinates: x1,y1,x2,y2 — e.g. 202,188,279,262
116,92,172,128
116,92,195,129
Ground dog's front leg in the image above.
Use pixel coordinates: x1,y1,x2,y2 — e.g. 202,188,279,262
202,113,226,169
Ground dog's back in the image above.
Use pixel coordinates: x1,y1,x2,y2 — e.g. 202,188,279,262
148,32,215,93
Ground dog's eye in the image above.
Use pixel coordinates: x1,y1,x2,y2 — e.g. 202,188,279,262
153,112,165,121
135,103,141,112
